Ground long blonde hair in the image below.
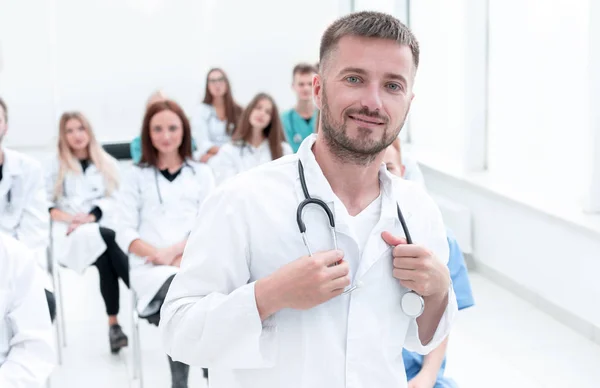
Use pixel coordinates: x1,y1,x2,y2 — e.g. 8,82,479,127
53,112,119,200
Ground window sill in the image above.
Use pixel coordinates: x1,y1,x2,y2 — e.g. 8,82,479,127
408,146,600,239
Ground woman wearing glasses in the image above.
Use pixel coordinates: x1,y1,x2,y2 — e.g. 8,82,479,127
191,68,243,163
116,100,214,388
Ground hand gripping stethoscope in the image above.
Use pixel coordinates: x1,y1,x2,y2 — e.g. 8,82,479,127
296,160,425,318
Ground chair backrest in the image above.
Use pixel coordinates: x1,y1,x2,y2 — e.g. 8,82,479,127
102,142,132,161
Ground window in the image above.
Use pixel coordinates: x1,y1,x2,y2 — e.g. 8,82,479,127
486,0,590,205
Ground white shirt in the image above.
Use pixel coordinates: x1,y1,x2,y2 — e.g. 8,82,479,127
160,134,457,388
208,140,293,185
345,194,382,277
0,148,49,271
0,234,55,388
191,103,233,157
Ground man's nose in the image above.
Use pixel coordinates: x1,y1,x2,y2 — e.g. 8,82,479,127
360,82,383,112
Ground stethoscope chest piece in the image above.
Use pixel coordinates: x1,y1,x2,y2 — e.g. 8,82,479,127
401,291,425,318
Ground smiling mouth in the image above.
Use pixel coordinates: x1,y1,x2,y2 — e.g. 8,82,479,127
348,115,384,125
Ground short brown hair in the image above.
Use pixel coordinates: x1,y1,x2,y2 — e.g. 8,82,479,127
319,11,419,69
0,97,7,123
140,100,193,167
292,63,317,78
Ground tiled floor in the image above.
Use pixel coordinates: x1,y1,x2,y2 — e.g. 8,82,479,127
47,269,600,388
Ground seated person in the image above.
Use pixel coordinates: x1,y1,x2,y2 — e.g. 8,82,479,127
191,68,243,163
208,92,292,184
45,111,130,354
0,233,55,387
0,97,55,321
384,138,475,388
116,100,215,387
131,91,197,163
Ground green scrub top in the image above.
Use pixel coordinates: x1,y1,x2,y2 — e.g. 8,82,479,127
281,108,318,153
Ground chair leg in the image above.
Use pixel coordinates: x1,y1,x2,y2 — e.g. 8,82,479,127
54,318,63,365
131,292,144,388
56,267,67,347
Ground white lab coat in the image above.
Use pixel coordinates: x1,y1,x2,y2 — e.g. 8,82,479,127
115,160,215,312
0,234,55,388
402,153,426,188
208,139,293,184
191,103,233,157
160,134,457,388
44,157,120,274
0,148,49,276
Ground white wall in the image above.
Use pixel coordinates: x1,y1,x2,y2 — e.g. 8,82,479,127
0,0,342,149
423,165,600,340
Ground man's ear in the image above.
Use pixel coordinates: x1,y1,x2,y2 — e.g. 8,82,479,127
313,73,322,110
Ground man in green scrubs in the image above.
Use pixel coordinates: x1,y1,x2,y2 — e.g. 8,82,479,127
281,63,319,153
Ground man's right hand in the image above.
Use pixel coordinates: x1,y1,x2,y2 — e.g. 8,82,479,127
255,250,350,321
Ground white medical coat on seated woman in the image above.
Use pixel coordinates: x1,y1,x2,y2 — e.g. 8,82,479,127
115,160,215,312
45,156,120,273
208,140,293,185
0,233,55,387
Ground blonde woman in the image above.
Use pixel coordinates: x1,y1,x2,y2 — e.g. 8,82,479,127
45,112,130,354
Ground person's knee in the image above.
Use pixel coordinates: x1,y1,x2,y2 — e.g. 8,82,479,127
45,289,56,322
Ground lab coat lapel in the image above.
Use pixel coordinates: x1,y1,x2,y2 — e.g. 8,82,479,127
354,167,413,281
0,149,22,200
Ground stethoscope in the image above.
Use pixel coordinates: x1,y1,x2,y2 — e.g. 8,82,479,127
153,162,196,205
295,160,425,318
4,189,13,213
290,111,316,144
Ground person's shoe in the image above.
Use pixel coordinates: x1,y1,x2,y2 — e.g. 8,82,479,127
109,324,128,354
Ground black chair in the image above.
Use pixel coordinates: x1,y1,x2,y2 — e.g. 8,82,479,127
102,142,132,161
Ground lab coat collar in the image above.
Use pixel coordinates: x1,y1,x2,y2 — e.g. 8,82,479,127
295,134,402,223
296,135,408,279
0,147,24,176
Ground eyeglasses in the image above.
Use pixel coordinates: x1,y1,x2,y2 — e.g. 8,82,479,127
208,77,226,84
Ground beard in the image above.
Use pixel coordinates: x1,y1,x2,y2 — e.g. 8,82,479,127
320,86,406,166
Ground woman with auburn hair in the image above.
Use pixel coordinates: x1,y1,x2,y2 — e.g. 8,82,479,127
208,92,293,184
45,111,130,354
116,100,214,386
191,68,243,163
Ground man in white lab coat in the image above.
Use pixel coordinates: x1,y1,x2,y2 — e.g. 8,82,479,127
0,97,55,322
161,11,457,388
0,234,56,387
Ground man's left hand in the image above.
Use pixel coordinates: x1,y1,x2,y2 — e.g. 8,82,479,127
381,232,450,297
